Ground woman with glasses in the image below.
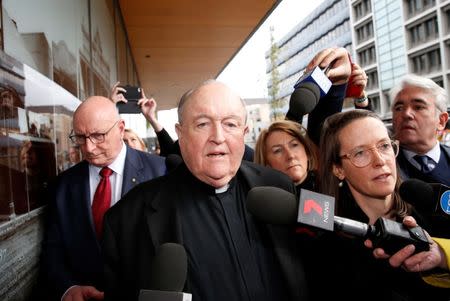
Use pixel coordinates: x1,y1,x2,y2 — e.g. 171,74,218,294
317,109,448,300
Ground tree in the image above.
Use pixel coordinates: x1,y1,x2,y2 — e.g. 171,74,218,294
267,26,284,121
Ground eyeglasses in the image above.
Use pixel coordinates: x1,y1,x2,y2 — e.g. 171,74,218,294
69,120,119,145
339,140,399,168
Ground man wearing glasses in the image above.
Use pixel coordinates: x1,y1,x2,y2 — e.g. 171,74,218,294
41,96,165,301
390,74,450,186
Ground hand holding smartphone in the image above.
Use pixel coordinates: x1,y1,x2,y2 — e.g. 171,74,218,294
117,85,142,114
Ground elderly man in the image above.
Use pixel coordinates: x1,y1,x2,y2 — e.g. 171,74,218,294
390,74,449,185
41,96,165,301
102,80,308,301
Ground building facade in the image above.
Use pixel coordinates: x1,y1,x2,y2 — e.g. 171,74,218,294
268,0,450,120
350,0,450,118
265,0,353,119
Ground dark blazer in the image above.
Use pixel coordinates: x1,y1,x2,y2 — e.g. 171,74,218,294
41,146,166,300
102,161,309,301
397,143,450,182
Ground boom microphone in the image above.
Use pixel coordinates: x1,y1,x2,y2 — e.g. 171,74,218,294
399,179,450,238
247,187,430,255
285,82,321,122
139,243,192,301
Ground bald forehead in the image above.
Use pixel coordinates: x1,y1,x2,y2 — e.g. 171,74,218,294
179,81,246,122
74,96,118,119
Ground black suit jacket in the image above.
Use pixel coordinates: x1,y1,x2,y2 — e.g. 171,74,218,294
102,161,309,301
41,146,166,300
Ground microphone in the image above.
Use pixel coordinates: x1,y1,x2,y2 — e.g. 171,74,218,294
399,179,450,238
139,243,192,301
285,82,321,122
165,154,183,172
247,187,430,255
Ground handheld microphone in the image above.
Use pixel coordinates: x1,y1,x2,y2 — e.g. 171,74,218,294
247,187,430,255
139,243,192,301
294,66,332,97
399,179,450,238
285,82,321,122
165,154,183,172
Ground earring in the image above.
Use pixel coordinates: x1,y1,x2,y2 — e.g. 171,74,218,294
338,180,343,187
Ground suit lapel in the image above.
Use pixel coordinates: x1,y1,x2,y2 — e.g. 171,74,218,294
122,147,143,196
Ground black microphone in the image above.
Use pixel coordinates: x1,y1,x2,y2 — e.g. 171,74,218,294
247,187,430,255
285,82,321,122
139,243,192,301
165,154,183,172
399,179,450,238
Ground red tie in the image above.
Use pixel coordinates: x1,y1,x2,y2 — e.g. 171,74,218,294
92,167,113,239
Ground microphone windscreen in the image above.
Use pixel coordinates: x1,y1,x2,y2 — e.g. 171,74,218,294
149,243,187,292
165,154,183,172
246,186,297,225
399,179,434,210
287,82,321,120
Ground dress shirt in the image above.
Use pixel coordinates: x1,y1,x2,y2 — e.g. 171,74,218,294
402,142,441,171
88,143,127,207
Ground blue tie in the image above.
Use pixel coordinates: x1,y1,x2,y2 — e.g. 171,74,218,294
413,155,434,173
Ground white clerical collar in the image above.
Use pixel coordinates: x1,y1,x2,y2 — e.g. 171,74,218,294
215,183,230,194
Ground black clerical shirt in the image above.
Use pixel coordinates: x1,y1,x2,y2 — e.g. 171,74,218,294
179,172,288,301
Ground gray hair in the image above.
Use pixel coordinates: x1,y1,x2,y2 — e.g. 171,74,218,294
389,74,448,113
177,79,247,124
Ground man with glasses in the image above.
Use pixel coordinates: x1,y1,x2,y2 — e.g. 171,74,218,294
41,96,165,301
390,74,450,186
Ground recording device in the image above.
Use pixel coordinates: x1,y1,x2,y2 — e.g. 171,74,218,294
117,85,142,114
139,243,192,301
247,187,430,255
285,82,320,122
399,179,450,238
345,62,365,98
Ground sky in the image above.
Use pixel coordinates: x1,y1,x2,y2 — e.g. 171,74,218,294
217,0,325,99
137,0,325,139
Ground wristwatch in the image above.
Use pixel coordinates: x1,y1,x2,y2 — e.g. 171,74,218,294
354,95,368,104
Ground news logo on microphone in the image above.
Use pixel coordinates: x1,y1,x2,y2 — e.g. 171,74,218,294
294,67,332,97
440,190,450,215
297,189,335,231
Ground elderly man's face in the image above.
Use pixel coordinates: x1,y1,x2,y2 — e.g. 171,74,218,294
176,83,248,188
392,86,448,153
73,97,125,167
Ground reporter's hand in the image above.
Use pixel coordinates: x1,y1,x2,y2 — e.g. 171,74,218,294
110,81,127,104
62,285,104,301
365,216,446,272
306,47,351,85
138,89,163,132
349,63,367,96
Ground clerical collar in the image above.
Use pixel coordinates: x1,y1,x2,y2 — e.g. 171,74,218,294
215,184,230,194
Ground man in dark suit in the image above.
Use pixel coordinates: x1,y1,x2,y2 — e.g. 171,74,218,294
102,80,310,301
41,96,165,301
390,74,450,186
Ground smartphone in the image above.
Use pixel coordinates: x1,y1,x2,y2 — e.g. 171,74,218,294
117,85,142,114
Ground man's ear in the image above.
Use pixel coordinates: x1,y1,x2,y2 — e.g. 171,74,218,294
244,125,249,135
118,119,126,138
332,164,345,180
437,111,449,131
175,123,182,139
